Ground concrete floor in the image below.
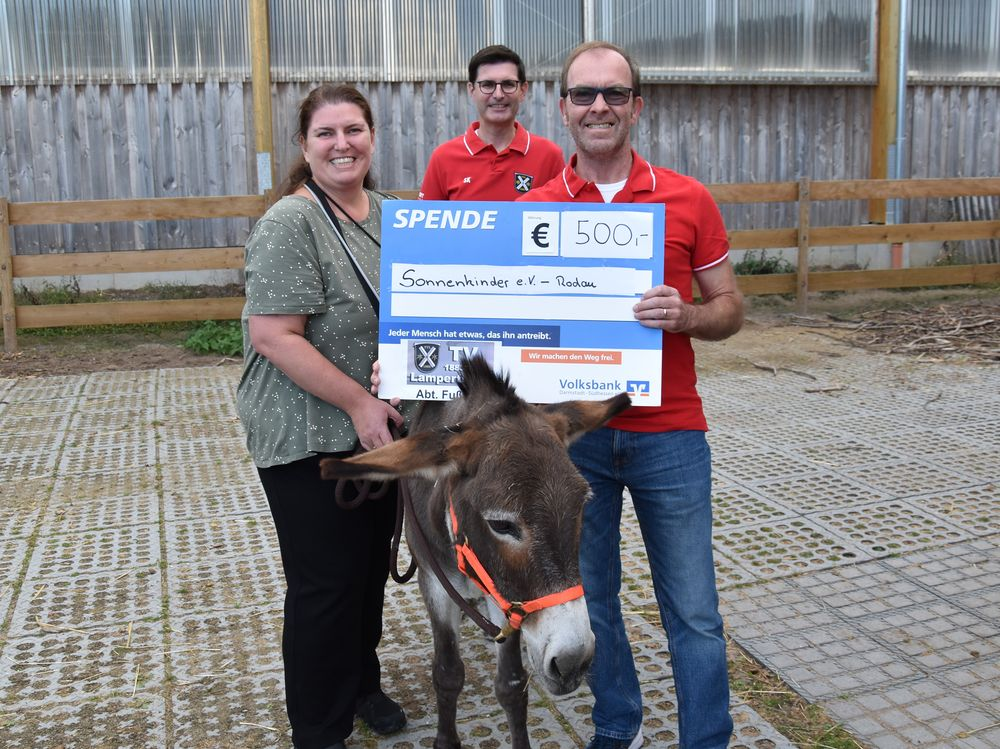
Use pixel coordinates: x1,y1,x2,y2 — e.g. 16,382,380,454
0,341,996,748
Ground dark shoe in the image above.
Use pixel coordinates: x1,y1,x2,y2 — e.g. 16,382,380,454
356,690,406,735
585,729,643,749
319,743,347,749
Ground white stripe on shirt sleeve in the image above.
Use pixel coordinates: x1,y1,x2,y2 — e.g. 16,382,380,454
693,251,730,272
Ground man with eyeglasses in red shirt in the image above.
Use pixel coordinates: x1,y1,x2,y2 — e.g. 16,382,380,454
419,45,564,201
520,41,743,749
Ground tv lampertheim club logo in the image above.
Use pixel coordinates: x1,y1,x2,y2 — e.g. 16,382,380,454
413,343,440,372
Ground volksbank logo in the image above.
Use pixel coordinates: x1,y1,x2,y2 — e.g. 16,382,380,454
558,378,623,391
626,380,651,397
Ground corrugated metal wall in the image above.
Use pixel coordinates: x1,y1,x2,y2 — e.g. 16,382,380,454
5,0,1000,85
1,0,883,84
593,0,876,82
0,0,250,83
909,0,1000,83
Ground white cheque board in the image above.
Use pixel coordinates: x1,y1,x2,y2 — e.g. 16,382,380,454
377,201,664,404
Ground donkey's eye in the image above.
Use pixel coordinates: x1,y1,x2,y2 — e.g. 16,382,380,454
487,519,522,540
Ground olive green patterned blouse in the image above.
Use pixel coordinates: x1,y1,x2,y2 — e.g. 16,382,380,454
236,192,390,468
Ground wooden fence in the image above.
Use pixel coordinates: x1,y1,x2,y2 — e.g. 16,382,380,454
2,177,999,354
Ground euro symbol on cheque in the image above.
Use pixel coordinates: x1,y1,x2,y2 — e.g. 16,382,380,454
530,222,550,248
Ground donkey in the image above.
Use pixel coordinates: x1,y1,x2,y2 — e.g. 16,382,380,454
320,355,630,749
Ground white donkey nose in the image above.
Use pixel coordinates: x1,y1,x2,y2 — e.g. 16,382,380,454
546,643,594,689
527,598,596,695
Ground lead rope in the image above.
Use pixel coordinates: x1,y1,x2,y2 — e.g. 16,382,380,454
389,479,417,584
333,426,417,584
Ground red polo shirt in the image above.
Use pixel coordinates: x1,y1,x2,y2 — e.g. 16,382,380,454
520,151,730,432
419,121,564,201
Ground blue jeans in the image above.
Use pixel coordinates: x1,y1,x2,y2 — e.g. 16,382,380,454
570,428,732,749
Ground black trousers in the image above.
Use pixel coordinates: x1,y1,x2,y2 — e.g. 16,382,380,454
258,453,397,749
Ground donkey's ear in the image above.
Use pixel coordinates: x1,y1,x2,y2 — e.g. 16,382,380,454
540,392,631,446
319,425,486,482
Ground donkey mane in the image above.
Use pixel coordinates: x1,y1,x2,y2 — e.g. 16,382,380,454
454,354,523,420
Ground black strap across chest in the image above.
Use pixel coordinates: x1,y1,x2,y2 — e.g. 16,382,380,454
305,178,381,315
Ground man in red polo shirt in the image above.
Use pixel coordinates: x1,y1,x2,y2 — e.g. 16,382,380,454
419,45,564,201
521,42,744,749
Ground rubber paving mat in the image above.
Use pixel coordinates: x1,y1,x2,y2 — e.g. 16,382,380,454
706,350,1000,749
0,341,996,748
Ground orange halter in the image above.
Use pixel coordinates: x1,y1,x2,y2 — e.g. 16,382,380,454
449,497,585,641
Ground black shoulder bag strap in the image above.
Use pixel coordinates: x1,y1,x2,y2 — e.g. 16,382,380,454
306,183,429,590
304,178,382,315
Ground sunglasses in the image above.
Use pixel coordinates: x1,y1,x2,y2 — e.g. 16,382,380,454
475,79,522,95
565,86,634,106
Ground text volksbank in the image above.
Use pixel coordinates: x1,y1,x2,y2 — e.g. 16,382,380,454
559,378,623,391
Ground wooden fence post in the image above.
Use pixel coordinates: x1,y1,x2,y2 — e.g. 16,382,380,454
0,198,17,353
249,0,276,205
869,0,901,225
796,178,811,314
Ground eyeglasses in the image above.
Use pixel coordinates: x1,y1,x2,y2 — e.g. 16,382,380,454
565,86,634,106
475,79,522,95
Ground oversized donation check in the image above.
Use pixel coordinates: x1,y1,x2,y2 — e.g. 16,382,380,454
377,200,665,404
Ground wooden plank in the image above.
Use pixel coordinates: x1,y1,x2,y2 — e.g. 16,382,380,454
8,195,267,226
179,82,206,248
153,82,178,250
807,264,1000,291
82,84,105,250
0,199,17,352
224,81,254,218
11,247,244,278
735,273,797,295
55,85,79,252
15,297,245,329
105,84,129,250
398,82,418,188
732,264,1000,296
11,264,1000,331
6,86,40,254
707,182,799,204
390,189,420,200
812,177,1000,201
202,81,226,247
811,220,1000,246
4,177,995,230
126,82,157,249
728,229,799,249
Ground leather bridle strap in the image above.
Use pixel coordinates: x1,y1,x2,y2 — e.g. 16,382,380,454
399,481,505,640
449,499,585,641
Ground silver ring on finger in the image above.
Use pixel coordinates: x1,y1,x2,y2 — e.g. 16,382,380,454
662,308,668,318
